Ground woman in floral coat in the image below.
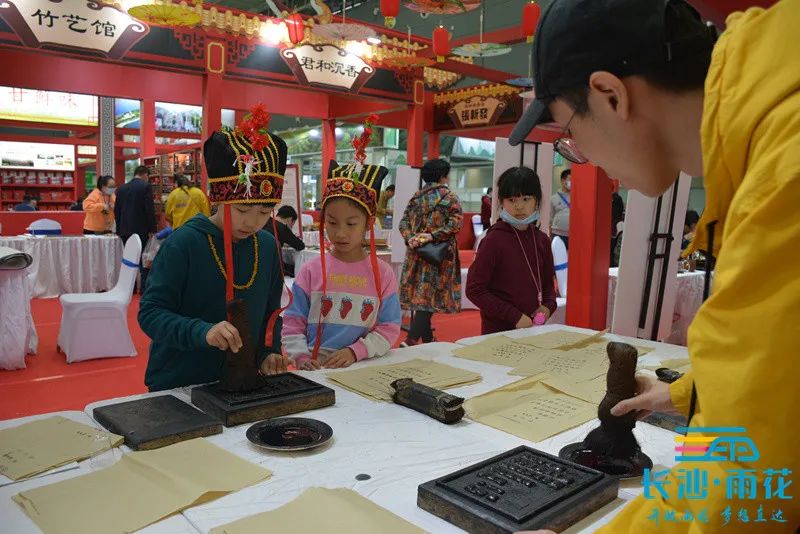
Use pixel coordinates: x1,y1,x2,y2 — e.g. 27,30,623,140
399,159,463,346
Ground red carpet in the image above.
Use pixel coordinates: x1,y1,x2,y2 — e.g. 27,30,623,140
0,297,482,420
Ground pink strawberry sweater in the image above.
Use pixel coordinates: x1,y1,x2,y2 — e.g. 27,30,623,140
282,255,401,365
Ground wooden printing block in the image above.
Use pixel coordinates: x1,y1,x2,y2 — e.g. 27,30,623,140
192,373,335,427
391,378,465,424
417,446,619,533
93,395,223,450
191,298,335,426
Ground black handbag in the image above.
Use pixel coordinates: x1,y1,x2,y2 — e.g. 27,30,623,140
416,241,449,266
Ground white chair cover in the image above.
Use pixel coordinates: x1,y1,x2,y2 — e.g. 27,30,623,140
552,235,568,297
57,235,142,363
301,214,314,227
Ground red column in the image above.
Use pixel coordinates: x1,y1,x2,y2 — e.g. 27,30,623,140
407,103,424,167
565,164,613,329
140,99,156,160
427,131,441,161
200,74,223,192
320,118,336,193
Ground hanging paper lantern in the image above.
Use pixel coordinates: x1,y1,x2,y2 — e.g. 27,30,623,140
380,0,400,29
286,13,305,45
522,1,540,43
432,25,450,63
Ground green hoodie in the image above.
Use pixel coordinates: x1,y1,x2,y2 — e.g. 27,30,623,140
139,213,283,391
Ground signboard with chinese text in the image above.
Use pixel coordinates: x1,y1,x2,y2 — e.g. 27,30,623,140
0,86,97,126
447,96,506,129
0,0,149,59
281,44,375,94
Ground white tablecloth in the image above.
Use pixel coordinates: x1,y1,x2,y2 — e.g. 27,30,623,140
72,332,681,534
548,268,708,345
0,236,124,298
0,269,38,370
0,410,199,534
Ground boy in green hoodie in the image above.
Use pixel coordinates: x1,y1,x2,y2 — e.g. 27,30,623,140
139,105,289,391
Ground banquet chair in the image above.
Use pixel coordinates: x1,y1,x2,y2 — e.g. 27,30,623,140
27,218,62,236
472,214,485,250
552,235,568,297
57,235,142,363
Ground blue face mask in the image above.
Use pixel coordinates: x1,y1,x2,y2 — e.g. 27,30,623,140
500,208,539,227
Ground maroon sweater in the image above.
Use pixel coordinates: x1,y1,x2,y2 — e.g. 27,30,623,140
466,220,557,335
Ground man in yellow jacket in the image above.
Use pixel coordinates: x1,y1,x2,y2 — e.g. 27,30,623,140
510,0,798,531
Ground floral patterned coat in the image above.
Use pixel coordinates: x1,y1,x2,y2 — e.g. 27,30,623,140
399,184,463,313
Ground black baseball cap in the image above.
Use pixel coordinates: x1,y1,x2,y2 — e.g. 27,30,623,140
509,0,717,146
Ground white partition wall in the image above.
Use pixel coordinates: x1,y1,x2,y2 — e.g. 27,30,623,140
493,138,554,231
612,173,692,340
391,165,421,264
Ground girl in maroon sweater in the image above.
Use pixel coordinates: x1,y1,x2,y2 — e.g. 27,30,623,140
466,167,557,335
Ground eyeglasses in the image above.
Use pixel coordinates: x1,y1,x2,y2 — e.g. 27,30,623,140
553,110,588,164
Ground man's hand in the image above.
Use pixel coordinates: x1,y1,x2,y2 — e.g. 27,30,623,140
260,353,289,375
206,321,242,352
323,348,357,369
610,375,677,420
516,314,534,329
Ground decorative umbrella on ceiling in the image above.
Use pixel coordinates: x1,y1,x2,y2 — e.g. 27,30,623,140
452,2,510,58
403,0,481,15
125,0,201,26
311,0,377,41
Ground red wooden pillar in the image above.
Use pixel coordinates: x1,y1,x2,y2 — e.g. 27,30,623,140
320,118,336,193
427,131,441,161
407,104,424,167
201,40,225,191
565,164,612,329
140,99,156,160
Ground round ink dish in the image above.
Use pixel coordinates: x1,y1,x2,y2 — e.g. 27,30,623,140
558,443,653,480
246,417,333,452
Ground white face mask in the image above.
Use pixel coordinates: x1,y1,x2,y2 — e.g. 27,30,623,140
565,179,571,191
103,187,115,195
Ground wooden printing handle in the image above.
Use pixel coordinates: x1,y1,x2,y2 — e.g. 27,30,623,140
218,298,265,392
597,341,639,431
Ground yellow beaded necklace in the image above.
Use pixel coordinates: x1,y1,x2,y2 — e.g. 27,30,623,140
207,234,259,290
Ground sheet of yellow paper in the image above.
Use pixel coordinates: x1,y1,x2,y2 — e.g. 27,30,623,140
540,374,607,404
0,416,123,481
327,359,481,401
13,438,271,534
510,343,611,382
516,329,654,357
660,358,690,369
466,380,596,442
452,335,549,367
210,487,425,534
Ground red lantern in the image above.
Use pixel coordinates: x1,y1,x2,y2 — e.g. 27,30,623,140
432,25,450,63
522,1,540,43
380,0,400,29
286,13,305,45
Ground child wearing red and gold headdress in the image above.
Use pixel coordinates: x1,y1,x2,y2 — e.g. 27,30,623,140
139,105,290,391
282,115,401,370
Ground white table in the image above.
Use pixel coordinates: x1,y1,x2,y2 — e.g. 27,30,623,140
77,333,681,533
548,268,708,345
0,268,37,370
0,236,123,298
0,410,200,534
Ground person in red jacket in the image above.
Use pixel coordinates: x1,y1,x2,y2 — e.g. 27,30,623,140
466,167,557,335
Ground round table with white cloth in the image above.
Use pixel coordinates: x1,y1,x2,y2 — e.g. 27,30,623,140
0,268,38,370
548,268,709,345
0,236,124,298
